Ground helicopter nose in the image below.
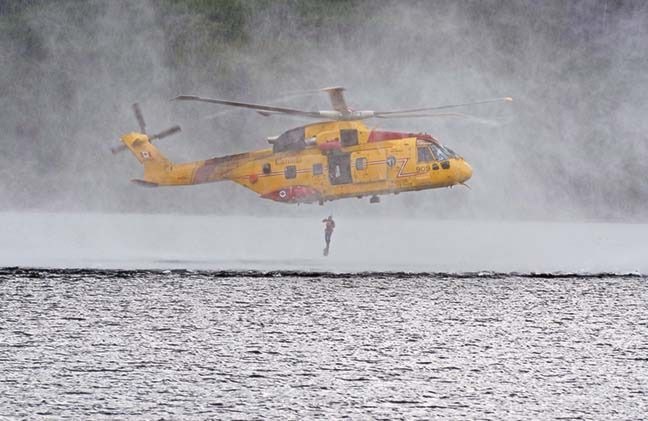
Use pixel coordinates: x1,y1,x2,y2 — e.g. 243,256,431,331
457,160,473,183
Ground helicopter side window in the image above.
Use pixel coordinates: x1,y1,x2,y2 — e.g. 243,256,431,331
340,129,359,147
312,163,323,176
262,163,271,175
284,165,297,179
417,147,434,163
355,157,367,171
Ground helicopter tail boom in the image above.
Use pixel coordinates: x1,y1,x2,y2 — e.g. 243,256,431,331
120,132,174,186
121,131,243,187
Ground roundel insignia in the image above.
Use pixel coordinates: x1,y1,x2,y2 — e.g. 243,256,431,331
278,190,287,199
140,151,151,160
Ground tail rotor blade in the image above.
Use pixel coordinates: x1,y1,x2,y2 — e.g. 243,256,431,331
110,143,127,154
111,124,181,156
113,102,181,157
149,125,181,141
133,103,146,134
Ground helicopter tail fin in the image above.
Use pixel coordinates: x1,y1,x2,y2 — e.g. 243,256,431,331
120,132,173,185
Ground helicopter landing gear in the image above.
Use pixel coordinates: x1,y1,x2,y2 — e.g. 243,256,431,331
369,195,380,204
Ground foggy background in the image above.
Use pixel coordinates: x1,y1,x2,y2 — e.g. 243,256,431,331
1,0,647,221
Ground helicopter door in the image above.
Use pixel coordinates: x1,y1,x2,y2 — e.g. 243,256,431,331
327,152,352,185
351,149,387,183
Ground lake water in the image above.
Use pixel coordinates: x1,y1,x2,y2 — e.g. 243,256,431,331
2,268,646,419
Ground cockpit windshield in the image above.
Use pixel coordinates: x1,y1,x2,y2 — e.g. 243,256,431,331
441,145,458,158
416,142,458,162
430,143,449,160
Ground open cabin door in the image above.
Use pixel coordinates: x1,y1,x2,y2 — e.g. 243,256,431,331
351,149,387,183
327,151,353,185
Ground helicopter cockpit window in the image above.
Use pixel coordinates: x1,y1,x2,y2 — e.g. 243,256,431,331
262,163,271,175
429,143,449,161
417,147,435,162
340,129,359,147
284,165,297,179
442,145,458,158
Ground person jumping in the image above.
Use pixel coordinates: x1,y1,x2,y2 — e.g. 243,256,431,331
322,215,335,256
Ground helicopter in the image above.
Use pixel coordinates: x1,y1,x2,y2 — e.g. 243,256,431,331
113,87,511,205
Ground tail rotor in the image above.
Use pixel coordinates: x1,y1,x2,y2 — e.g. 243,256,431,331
133,103,146,134
111,102,181,155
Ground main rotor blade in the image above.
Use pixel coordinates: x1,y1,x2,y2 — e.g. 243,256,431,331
133,103,146,133
376,113,502,126
149,125,181,141
374,112,467,119
375,112,501,126
172,95,324,119
282,86,350,113
375,97,513,116
201,91,319,120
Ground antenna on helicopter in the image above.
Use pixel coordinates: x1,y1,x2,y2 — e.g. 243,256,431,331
111,103,181,154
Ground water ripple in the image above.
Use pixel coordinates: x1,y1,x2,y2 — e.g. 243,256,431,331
0,268,646,419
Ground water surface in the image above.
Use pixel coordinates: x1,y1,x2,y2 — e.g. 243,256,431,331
2,268,646,419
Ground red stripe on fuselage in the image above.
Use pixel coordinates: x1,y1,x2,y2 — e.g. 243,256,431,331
367,131,411,143
367,130,439,143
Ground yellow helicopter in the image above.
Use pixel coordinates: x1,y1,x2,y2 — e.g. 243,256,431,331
113,88,511,204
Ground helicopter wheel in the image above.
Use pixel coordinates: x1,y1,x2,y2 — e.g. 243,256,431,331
369,195,380,204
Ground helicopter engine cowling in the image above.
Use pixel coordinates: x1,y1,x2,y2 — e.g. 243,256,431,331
345,110,375,120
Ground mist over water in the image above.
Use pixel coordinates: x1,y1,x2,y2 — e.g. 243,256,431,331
1,0,647,220
1,212,647,274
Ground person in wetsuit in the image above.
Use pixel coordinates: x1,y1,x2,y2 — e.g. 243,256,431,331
322,216,335,256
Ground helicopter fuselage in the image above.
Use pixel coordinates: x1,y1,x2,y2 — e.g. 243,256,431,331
121,120,472,204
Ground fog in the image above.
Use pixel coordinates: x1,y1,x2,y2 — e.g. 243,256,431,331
1,0,647,222
2,212,646,273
